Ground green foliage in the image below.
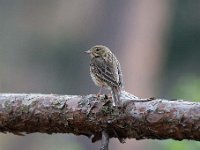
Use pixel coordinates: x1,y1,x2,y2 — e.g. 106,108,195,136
157,140,200,150
171,75,200,101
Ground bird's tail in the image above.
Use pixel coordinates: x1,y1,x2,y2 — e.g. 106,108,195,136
111,87,121,106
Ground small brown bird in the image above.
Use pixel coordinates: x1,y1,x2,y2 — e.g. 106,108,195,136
85,45,123,106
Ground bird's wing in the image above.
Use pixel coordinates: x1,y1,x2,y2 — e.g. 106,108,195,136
117,60,124,89
91,57,119,87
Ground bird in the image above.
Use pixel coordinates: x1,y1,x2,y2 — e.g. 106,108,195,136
85,45,124,106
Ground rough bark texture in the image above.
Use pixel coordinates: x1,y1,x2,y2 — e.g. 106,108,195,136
0,92,200,142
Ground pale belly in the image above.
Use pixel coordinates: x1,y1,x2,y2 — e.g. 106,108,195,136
90,70,110,89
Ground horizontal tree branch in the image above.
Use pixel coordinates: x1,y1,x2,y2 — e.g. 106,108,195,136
0,92,199,142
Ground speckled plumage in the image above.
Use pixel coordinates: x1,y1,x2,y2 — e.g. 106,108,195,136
85,45,123,106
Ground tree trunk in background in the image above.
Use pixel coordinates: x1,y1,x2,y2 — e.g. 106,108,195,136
113,1,173,150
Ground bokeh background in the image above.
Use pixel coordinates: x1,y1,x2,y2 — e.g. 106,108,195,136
0,0,200,150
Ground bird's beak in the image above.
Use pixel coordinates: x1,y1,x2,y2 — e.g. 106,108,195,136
84,50,91,54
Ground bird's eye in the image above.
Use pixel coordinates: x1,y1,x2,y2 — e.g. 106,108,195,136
96,48,100,51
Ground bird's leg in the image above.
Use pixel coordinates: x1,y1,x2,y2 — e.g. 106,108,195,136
97,85,103,97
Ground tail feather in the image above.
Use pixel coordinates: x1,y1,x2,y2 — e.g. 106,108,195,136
111,87,121,106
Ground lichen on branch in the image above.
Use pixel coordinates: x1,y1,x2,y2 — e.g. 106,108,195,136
0,93,200,142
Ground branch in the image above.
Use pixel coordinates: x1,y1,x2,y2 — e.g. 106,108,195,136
0,92,200,143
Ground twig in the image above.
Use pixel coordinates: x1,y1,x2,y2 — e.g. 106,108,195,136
100,130,109,150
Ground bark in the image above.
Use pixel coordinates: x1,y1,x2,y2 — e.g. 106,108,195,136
0,92,199,142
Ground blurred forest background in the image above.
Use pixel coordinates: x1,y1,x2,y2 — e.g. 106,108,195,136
0,0,200,150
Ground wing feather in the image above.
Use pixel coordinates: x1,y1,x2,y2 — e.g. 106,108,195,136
90,57,119,87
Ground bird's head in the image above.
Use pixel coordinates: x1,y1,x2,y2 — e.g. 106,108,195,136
85,45,111,58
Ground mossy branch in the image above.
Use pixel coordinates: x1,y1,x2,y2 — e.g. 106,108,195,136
0,92,200,143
